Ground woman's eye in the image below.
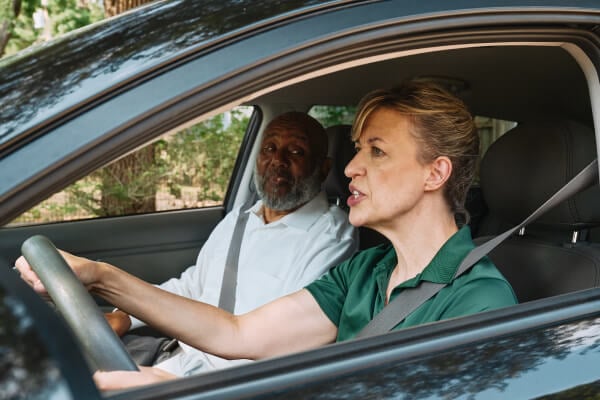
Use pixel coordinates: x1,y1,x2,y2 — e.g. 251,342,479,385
371,147,384,157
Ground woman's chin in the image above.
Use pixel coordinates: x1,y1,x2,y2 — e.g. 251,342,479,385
348,212,368,228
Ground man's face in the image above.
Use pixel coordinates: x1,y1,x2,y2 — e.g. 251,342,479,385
254,122,322,211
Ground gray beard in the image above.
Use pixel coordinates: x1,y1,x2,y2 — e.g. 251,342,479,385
254,167,321,211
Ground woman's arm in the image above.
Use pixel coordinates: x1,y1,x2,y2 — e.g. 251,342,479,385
16,252,338,360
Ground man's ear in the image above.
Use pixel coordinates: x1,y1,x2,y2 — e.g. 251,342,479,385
424,156,452,192
319,157,332,182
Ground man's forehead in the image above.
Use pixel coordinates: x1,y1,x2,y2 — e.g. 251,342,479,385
263,126,311,142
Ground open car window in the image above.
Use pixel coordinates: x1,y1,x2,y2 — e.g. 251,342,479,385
6,106,254,227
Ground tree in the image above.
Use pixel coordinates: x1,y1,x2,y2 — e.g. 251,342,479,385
82,0,157,215
63,110,249,218
103,0,153,18
0,0,21,56
1,0,103,57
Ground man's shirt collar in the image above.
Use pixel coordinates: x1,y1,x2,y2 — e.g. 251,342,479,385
249,191,330,231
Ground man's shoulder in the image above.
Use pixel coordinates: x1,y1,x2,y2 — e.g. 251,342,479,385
316,203,356,237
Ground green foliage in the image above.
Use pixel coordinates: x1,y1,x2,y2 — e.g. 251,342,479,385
0,0,14,20
162,109,248,204
49,0,103,36
60,108,249,218
309,105,356,128
3,0,104,56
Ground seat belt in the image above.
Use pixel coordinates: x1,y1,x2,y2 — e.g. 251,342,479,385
355,159,599,339
218,199,254,313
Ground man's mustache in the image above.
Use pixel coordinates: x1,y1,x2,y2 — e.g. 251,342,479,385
262,167,294,183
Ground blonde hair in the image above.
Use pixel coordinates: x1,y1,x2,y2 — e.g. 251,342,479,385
352,80,479,224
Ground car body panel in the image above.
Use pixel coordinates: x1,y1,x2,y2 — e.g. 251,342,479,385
111,290,600,400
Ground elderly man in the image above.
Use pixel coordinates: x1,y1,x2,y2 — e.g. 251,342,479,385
102,111,358,376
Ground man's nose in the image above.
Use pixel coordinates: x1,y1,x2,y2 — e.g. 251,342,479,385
271,149,290,167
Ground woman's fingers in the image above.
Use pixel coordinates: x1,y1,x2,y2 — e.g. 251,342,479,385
93,366,176,390
14,255,46,293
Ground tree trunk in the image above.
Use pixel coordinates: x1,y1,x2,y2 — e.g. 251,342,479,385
0,19,10,57
0,0,21,57
99,0,157,215
104,0,155,18
100,146,156,216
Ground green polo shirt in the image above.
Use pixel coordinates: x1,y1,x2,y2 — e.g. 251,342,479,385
306,226,517,342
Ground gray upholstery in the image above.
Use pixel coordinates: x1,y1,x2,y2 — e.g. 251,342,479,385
477,118,600,302
323,124,388,250
324,125,354,207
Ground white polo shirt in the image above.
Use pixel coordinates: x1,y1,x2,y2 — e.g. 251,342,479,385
132,192,358,376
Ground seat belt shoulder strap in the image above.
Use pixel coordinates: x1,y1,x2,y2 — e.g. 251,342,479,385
355,159,598,339
218,200,253,313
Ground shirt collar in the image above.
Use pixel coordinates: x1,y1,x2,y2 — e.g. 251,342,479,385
248,191,330,231
420,225,474,283
374,226,474,288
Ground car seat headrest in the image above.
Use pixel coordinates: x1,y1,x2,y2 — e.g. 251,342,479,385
324,124,354,207
480,118,600,230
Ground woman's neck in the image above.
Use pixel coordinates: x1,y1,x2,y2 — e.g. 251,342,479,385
381,208,458,302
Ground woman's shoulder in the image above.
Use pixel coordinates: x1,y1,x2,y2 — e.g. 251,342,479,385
454,257,518,305
335,243,394,277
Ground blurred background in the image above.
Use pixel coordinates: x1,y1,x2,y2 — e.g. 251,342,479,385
0,0,153,57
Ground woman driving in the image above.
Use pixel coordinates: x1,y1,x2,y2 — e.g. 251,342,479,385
16,80,517,389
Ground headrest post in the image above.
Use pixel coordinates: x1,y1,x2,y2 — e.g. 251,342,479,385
518,227,526,236
572,230,579,244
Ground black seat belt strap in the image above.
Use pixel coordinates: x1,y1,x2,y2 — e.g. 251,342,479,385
218,200,253,313
356,159,598,339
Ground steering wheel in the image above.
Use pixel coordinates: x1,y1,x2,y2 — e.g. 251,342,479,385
21,235,138,372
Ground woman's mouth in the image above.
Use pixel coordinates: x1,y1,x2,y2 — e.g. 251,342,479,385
347,189,365,207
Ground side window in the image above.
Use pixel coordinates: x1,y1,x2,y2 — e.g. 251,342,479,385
309,105,356,126
8,106,254,226
474,116,517,183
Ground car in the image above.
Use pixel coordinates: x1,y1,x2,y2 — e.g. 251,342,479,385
1,0,600,398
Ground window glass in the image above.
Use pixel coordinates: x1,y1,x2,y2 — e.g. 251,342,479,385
8,106,253,226
475,116,517,160
309,105,356,127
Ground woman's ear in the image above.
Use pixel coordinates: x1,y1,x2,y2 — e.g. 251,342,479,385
424,156,452,192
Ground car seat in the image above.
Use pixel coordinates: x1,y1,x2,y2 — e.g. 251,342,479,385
323,124,388,250
476,118,600,302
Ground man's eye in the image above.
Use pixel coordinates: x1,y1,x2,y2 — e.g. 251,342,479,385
289,147,305,156
262,145,275,153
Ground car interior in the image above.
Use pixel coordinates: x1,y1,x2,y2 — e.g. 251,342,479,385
247,43,599,305
3,42,598,307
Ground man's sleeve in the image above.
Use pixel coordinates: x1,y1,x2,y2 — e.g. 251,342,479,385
130,208,240,330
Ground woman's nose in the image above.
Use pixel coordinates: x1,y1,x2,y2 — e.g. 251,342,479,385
344,152,363,178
